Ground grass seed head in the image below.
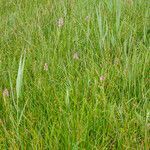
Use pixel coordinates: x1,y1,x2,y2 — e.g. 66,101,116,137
57,17,64,27
85,16,90,22
3,88,9,97
125,0,133,5
44,63,48,71
73,52,79,60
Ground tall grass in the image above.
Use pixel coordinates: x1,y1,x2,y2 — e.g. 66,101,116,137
0,0,150,149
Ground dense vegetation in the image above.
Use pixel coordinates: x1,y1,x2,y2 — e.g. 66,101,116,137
0,0,150,149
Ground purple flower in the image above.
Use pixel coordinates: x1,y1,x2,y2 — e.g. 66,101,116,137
99,76,105,81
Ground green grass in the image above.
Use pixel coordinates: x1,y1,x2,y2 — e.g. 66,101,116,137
0,0,150,149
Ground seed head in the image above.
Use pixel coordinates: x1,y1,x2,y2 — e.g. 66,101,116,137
44,63,48,71
85,16,90,22
73,52,79,60
3,88,9,97
125,0,133,5
57,17,64,27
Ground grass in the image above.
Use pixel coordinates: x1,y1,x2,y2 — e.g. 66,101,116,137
0,0,150,149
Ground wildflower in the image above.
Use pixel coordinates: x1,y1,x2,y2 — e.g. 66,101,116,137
44,63,48,71
57,17,64,27
73,52,79,60
3,88,9,97
99,76,105,81
85,16,90,22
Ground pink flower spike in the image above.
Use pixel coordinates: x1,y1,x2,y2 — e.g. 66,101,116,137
99,76,105,81
44,63,48,71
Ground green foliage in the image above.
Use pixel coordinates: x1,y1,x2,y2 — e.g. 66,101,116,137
0,0,149,149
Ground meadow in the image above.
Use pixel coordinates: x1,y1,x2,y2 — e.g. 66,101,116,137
0,0,150,149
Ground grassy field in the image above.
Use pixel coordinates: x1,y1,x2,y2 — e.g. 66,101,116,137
0,0,150,149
